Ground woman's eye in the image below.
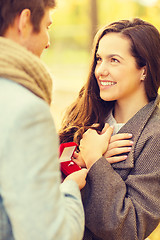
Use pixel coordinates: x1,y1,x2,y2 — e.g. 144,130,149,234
111,58,119,63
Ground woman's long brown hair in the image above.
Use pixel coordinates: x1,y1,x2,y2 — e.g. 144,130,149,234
59,18,160,145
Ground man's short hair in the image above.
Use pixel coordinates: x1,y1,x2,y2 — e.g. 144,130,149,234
0,0,56,36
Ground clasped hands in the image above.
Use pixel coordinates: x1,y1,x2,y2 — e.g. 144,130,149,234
72,123,133,169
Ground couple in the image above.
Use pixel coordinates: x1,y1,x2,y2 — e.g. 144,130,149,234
0,1,160,240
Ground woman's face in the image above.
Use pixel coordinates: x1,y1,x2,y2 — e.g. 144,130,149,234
95,32,146,104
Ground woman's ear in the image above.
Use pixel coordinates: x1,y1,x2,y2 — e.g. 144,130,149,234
18,9,32,37
141,66,147,81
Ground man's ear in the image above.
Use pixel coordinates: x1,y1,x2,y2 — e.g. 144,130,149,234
18,9,32,37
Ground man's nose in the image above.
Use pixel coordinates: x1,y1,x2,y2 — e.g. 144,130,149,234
45,41,50,49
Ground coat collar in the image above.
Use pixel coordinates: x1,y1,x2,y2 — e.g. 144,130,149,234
112,95,160,169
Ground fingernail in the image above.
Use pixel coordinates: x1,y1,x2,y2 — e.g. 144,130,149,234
128,134,132,137
130,141,134,145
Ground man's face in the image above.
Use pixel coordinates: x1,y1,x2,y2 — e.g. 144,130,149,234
24,8,52,57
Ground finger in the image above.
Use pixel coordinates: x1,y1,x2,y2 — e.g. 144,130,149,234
106,155,128,164
73,159,86,168
103,125,114,140
91,123,100,128
110,133,132,143
80,168,88,175
101,126,114,154
72,151,79,159
72,155,86,168
105,146,132,158
108,140,133,151
101,123,110,134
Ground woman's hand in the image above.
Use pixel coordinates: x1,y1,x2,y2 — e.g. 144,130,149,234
79,123,113,169
72,151,86,168
104,133,133,163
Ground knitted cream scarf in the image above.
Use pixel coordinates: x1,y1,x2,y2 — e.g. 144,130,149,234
0,37,52,105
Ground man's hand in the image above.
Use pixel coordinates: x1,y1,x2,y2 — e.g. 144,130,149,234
65,168,88,190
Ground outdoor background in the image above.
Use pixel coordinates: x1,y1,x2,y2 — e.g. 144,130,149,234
42,1,160,239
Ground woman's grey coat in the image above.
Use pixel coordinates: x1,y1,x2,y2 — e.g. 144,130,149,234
82,96,160,240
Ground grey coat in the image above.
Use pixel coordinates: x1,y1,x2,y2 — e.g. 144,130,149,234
82,96,160,240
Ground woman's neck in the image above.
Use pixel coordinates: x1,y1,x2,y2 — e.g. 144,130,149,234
114,93,149,123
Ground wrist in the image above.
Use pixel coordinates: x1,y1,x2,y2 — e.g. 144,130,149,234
85,154,102,169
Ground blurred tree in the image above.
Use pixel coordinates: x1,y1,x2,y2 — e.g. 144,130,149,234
89,0,98,47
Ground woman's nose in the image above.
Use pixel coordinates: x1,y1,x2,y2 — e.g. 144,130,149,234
96,62,109,76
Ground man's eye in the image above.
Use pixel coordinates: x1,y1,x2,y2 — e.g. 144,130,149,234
96,56,101,63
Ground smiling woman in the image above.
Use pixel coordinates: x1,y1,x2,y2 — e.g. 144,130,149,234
94,32,147,114
59,18,160,240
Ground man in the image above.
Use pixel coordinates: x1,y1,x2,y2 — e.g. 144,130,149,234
0,1,88,240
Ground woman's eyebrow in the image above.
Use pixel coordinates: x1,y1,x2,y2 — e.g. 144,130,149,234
96,53,124,60
108,54,124,60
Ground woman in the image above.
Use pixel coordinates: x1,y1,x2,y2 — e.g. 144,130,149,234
59,18,160,240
